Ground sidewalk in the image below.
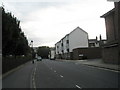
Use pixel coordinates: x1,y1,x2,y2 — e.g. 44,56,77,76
76,59,120,71
56,59,120,71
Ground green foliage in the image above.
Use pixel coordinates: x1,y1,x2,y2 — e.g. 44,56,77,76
2,7,30,56
37,46,50,59
2,55,32,74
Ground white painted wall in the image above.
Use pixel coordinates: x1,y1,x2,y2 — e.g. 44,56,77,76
55,27,88,54
55,43,58,55
59,41,62,54
69,27,88,52
95,43,99,47
55,41,61,54
62,35,69,53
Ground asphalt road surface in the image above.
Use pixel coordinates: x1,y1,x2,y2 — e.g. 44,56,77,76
2,59,119,88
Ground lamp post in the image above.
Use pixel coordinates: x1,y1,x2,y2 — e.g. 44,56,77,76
30,40,35,63
30,40,33,48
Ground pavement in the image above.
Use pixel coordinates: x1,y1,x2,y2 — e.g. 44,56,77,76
2,61,35,88
0,55,2,90
56,59,120,72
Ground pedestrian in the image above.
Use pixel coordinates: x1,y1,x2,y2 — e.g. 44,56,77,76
32,60,34,64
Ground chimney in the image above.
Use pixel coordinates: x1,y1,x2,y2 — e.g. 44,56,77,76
100,34,102,41
96,36,98,41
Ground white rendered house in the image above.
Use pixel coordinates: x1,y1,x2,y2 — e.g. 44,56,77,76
55,27,88,59
69,27,88,52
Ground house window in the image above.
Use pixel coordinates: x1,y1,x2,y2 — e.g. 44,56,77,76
66,40,69,44
61,43,63,46
67,49,69,52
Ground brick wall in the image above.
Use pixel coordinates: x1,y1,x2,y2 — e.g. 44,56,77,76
73,47,102,60
102,44,119,64
105,12,116,43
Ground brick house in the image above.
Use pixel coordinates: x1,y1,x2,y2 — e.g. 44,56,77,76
100,2,119,64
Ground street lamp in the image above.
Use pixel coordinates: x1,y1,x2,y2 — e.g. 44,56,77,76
30,40,33,48
30,40,35,63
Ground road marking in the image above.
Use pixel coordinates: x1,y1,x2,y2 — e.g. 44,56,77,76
31,63,37,89
54,70,56,72
34,72,36,75
32,71,36,89
34,68,37,71
33,81,36,89
60,75,63,78
32,78,34,81
75,85,82,89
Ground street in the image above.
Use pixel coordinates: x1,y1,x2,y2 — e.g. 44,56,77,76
2,59,119,88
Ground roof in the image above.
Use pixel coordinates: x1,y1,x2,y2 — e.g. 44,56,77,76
88,39,98,43
55,27,87,45
69,26,88,35
88,39,107,42
100,8,115,18
61,34,69,40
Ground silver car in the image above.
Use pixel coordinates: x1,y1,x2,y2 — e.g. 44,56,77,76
37,56,42,61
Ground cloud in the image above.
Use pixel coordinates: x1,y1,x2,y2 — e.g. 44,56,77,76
3,0,114,47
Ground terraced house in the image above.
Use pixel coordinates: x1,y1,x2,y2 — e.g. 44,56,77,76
55,27,88,60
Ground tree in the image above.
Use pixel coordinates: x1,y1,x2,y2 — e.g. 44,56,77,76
37,46,50,59
2,6,30,56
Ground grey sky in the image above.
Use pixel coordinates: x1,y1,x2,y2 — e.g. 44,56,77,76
2,0,114,47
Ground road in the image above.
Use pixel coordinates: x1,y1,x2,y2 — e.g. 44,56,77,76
2,59,119,88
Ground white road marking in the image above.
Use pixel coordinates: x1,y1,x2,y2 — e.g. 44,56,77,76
32,64,37,89
54,70,56,72
33,81,36,89
75,85,82,89
32,78,34,81
34,72,36,75
34,68,37,71
32,72,36,89
60,75,63,78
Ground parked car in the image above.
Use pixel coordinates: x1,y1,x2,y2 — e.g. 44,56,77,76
37,56,42,61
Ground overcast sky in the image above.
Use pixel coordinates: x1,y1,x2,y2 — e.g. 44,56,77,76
2,0,114,47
